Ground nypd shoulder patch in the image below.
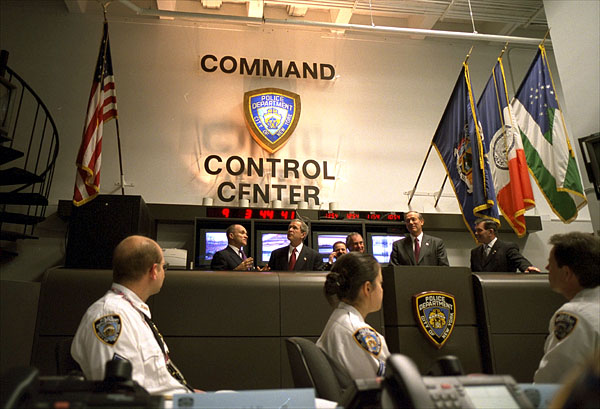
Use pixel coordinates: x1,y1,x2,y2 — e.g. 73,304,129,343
93,314,122,346
554,313,577,341
353,327,382,356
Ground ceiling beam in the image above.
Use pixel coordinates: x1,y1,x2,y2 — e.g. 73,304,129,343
118,0,549,46
64,0,89,14
156,0,176,20
201,0,223,9
407,14,439,40
329,7,353,34
247,0,264,18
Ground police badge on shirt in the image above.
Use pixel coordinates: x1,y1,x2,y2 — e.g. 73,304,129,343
353,327,382,356
94,314,122,345
554,313,577,341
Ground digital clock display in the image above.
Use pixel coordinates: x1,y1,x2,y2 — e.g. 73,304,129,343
206,207,296,220
319,210,404,221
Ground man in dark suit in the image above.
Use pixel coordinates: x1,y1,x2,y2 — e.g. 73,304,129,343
389,211,449,266
210,224,254,271
470,219,539,273
346,232,365,253
268,219,324,271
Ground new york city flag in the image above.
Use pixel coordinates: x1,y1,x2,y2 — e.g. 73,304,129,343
511,45,586,223
433,63,500,239
478,58,535,237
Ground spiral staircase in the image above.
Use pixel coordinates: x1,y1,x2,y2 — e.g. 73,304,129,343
0,50,59,259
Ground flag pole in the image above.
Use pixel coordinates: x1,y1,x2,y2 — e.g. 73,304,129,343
102,2,125,195
499,41,509,58
464,45,474,64
410,46,473,207
434,175,447,207
407,144,433,206
540,29,550,47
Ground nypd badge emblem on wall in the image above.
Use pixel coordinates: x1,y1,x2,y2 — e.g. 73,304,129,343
413,291,456,349
244,88,301,154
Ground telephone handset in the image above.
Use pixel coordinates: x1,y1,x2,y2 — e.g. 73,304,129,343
381,354,535,409
381,354,435,408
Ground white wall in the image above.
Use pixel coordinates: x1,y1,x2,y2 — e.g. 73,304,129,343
0,1,595,280
543,0,600,235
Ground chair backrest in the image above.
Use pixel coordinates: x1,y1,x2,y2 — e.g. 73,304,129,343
55,338,82,376
285,337,353,402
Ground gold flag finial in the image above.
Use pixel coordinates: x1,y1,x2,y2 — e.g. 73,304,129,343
499,42,509,59
464,46,474,65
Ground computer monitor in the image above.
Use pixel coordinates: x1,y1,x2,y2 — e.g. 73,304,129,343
196,229,228,267
368,233,405,263
256,231,289,264
313,232,348,263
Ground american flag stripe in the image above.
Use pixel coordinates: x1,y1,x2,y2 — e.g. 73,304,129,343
73,22,117,206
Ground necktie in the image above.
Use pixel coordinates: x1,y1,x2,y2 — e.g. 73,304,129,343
143,314,194,392
240,249,247,260
288,247,297,271
414,238,420,263
484,245,491,257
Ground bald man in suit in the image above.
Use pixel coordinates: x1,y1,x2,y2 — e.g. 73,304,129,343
210,224,254,271
389,211,449,266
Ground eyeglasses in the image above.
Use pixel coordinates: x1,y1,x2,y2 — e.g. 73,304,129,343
162,263,169,271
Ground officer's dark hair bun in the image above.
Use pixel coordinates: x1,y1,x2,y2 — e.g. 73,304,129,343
323,252,379,307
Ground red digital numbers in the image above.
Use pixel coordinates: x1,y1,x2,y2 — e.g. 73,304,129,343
259,210,274,219
346,213,359,219
323,212,340,219
386,213,402,221
244,209,253,219
222,208,230,218
367,213,381,220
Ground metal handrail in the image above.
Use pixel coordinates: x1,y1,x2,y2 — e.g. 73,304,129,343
1,65,60,235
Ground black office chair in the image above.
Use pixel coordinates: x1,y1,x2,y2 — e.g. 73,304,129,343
55,338,83,376
285,337,353,402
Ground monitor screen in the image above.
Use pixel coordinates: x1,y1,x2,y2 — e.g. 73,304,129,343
463,385,521,409
258,232,289,264
199,230,228,263
314,233,348,262
369,234,404,263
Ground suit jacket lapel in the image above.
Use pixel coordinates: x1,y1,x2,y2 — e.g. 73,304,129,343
482,243,493,266
295,246,308,270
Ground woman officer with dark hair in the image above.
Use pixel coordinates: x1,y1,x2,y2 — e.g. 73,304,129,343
316,252,390,380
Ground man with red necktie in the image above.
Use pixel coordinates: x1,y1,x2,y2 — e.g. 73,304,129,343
389,211,449,266
267,219,324,271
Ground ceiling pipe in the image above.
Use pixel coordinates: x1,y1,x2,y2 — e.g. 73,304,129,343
118,0,549,46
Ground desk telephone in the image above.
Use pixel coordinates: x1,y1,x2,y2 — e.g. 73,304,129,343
381,354,534,409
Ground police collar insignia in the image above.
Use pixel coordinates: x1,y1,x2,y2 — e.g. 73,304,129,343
553,313,577,340
353,327,382,356
413,291,456,349
94,314,122,345
244,88,301,153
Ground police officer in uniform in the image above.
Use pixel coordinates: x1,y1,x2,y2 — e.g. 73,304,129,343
317,252,390,380
534,232,600,383
72,235,195,395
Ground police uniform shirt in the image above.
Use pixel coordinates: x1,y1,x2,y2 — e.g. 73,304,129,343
534,286,600,383
316,302,390,380
71,283,188,395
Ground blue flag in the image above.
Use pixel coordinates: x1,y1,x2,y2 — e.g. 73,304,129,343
432,64,499,239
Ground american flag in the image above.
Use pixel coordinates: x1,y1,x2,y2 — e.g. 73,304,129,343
73,21,117,206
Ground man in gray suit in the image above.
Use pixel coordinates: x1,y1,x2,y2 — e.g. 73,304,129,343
389,211,449,266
